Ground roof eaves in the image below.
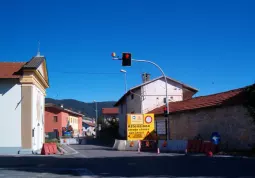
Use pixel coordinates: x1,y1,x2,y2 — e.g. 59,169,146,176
114,76,198,106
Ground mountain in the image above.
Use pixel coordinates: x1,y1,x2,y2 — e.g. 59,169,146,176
45,98,116,118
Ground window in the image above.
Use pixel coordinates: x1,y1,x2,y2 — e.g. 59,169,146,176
131,94,134,100
53,116,58,122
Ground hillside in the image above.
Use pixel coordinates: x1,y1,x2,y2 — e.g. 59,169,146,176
45,98,116,118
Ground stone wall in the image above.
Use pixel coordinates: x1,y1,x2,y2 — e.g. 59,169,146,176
169,105,255,150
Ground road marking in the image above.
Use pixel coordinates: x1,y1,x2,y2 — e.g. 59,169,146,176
0,167,95,177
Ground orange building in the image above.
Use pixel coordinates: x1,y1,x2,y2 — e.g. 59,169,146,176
45,103,84,137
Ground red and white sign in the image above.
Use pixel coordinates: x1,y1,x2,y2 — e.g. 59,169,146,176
145,116,152,124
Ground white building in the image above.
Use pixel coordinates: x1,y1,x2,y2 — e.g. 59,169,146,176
0,55,49,154
114,73,198,138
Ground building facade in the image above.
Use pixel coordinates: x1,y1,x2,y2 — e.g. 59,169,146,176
45,104,83,137
114,73,198,138
0,56,49,154
150,84,255,150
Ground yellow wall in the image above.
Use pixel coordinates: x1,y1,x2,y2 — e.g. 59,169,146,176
68,116,79,135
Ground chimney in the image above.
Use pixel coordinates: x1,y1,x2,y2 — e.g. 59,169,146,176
142,73,150,83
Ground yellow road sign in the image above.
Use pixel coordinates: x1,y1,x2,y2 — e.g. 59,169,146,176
127,113,155,141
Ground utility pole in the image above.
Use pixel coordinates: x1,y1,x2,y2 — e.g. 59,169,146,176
94,100,98,138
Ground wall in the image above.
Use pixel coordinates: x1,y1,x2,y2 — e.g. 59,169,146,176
118,102,127,138
0,79,22,153
126,88,142,113
45,107,63,136
141,79,183,113
118,88,142,138
32,85,45,151
68,115,79,135
78,116,82,135
168,105,255,150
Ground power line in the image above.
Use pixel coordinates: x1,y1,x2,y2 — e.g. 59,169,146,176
50,71,121,75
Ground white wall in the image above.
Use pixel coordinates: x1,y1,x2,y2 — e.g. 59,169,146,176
141,78,183,113
0,79,21,148
118,88,142,138
118,102,127,138
32,85,44,151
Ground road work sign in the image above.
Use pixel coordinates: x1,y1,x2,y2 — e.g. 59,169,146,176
127,114,155,140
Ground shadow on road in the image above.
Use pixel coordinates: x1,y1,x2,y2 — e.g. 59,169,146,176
0,155,255,177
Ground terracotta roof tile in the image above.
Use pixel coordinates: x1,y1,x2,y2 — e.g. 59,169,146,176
0,62,25,78
150,84,254,115
102,108,119,115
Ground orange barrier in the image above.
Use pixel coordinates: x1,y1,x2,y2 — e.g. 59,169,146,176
187,140,219,154
41,143,58,155
187,140,202,153
49,143,57,154
162,140,167,147
130,141,134,147
41,143,50,155
140,140,157,152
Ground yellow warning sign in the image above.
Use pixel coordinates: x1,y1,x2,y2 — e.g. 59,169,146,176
127,113,155,141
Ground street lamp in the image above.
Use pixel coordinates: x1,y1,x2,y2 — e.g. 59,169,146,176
93,100,98,137
120,69,127,93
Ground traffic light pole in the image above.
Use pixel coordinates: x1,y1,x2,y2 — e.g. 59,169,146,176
112,55,169,140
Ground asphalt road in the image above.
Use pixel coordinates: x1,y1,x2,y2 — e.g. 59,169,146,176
0,143,255,177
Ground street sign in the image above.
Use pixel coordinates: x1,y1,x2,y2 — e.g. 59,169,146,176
127,113,155,141
156,120,166,135
211,132,221,145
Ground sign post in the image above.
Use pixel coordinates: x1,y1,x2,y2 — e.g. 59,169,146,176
127,113,155,141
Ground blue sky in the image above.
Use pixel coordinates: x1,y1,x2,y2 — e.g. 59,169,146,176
0,0,254,102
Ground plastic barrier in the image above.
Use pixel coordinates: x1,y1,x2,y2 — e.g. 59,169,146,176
49,143,57,154
125,140,139,151
112,139,127,151
167,140,188,152
187,140,219,154
41,143,50,155
187,140,203,153
140,140,157,152
158,140,188,153
60,138,79,145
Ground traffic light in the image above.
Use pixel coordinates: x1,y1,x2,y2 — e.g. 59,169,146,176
163,107,168,117
122,52,131,66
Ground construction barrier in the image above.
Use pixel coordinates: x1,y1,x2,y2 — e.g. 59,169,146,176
158,140,188,153
41,143,58,155
60,138,79,145
112,139,127,151
186,140,219,154
41,143,50,155
140,140,157,152
125,140,139,151
49,143,57,154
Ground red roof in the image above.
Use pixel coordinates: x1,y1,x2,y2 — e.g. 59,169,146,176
0,62,25,78
150,84,254,115
83,120,95,127
102,108,119,115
